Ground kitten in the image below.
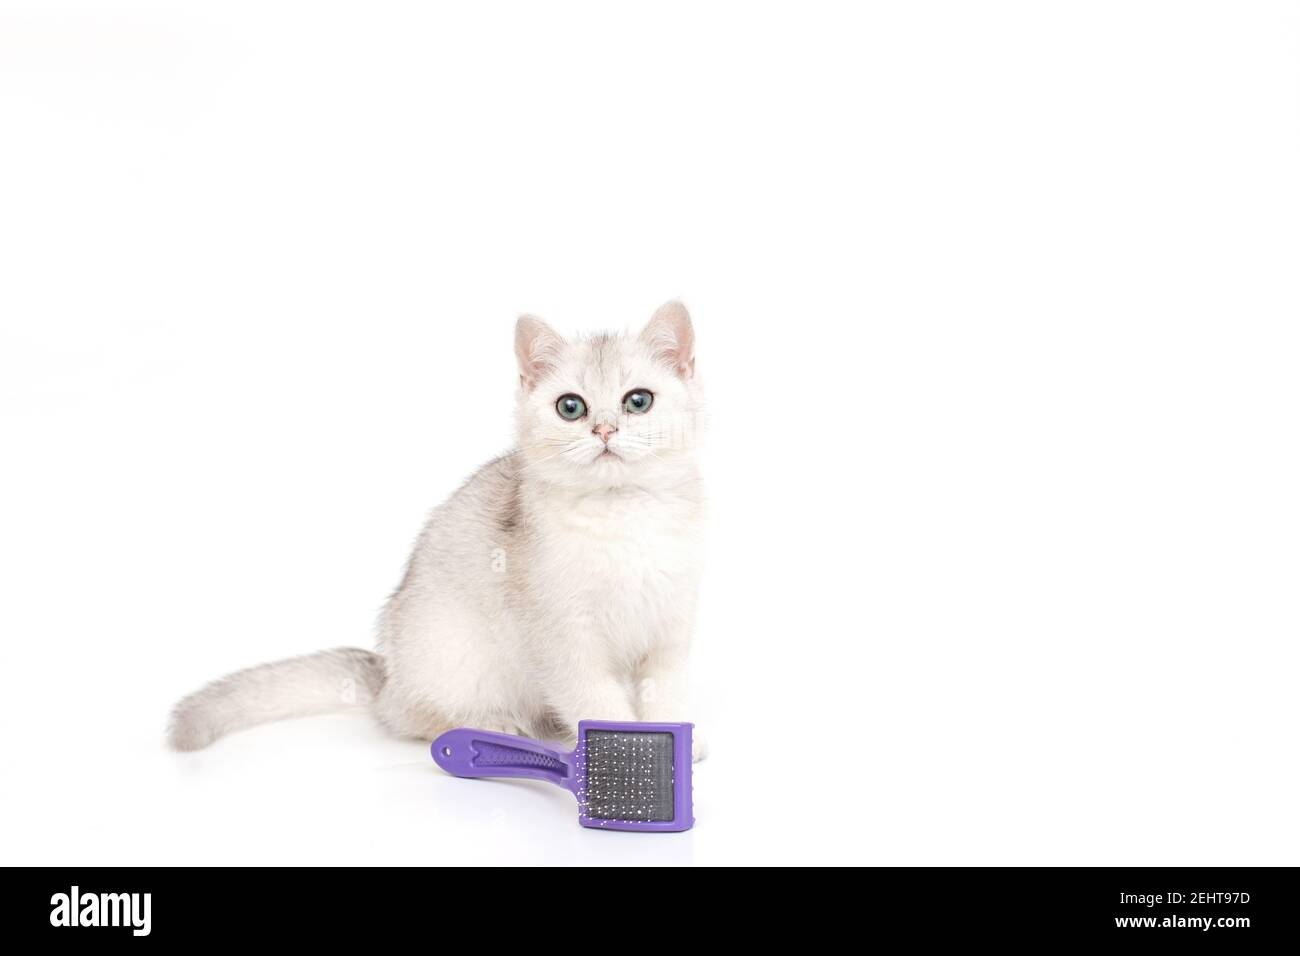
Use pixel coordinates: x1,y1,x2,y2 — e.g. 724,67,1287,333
168,302,707,761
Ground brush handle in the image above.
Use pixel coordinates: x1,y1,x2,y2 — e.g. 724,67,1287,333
430,728,574,789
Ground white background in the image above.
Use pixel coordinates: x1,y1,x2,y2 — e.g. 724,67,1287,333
2,1,1298,866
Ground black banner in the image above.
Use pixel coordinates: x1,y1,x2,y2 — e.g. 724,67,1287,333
9,867,1296,944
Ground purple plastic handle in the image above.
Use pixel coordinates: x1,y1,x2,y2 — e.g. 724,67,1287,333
430,728,575,789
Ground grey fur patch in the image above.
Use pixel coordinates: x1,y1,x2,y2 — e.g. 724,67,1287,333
497,465,523,534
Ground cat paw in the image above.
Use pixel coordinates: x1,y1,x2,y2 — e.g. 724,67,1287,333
480,722,519,735
691,731,708,763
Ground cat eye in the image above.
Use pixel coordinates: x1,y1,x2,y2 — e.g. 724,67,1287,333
555,394,587,420
623,389,654,414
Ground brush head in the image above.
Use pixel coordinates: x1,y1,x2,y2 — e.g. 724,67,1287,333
573,720,693,832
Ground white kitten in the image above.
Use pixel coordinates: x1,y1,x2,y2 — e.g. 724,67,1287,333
169,302,707,761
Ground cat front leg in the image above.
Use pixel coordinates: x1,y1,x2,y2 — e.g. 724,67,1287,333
636,642,706,762
541,651,638,740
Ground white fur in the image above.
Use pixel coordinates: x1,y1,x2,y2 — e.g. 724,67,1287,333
169,302,707,760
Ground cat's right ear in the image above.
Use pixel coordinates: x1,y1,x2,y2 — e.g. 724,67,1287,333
515,315,564,389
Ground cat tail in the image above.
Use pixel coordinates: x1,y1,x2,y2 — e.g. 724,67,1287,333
166,647,386,751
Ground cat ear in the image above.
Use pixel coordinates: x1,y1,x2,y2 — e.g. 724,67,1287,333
639,300,695,379
515,315,563,389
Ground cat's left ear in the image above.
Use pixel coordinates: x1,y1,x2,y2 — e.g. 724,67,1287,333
640,300,695,379
515,315,564,389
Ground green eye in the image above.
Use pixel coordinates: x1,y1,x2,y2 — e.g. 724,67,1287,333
556,394,587,420
623,389,654,414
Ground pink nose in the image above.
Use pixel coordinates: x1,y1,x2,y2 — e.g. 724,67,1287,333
593,424,617,443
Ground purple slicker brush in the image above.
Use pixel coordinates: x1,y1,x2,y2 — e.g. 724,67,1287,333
431,720,693,832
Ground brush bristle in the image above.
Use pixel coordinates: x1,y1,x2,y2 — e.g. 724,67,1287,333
580,730,676,822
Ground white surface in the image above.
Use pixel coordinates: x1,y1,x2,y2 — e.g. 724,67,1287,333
3,1,1298,866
